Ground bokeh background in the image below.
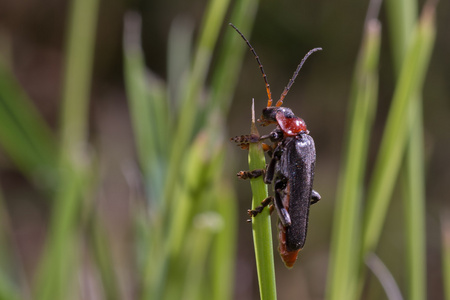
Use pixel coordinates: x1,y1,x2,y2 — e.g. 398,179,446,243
0,0,449,299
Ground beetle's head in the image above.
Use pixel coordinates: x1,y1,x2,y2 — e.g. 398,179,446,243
259,107,295,125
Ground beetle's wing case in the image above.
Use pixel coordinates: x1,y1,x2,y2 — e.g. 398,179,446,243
274,134,316,266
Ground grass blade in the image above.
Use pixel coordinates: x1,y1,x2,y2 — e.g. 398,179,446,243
326,19,381,300
361,0,436,263
0,59,57,182
385,1,427,298
211,183,237,300
401,94,427,300
90,218,121,300
0,189,24,300
247,101,277,300
34,168,89,300
209,0,259,114
123,13,169,205
58,0,100,157
34,0,100,298
385,0,418,67
164,0,231,202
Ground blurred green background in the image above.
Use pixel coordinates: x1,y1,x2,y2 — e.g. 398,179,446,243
0,0,448,299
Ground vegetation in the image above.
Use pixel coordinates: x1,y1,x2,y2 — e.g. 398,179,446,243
0,0,443,299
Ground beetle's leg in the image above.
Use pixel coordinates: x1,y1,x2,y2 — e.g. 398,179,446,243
230,134,259,150
310,190,321,205
261,143,273,153
246,200,275,222
247,196,273,218
237,169,265,179
231,134,276,153
264,146,283,184
264,158,276,184
260,128,284,143
231,134,259,144
273,190,291,227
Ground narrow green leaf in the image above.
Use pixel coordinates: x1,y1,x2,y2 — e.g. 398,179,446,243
402,94,427,300
34,0,100,298
211,184,237,300
326,19,381,300
0,59,57,180
59,0,99,157
362,1,436,260
35,167,86,300
0,190,23,300
90,219,121,300
208,0,259,114
123,13,169,205
385,0,418,67
385,1,428,299
164,0,231,202
247,102,277,300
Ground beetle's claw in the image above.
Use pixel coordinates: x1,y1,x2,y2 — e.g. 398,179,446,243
247,206,264,217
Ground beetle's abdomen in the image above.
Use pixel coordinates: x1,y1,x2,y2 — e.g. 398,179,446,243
278,221,301,268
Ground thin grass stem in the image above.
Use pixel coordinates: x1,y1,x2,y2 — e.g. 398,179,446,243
325,19,381,300
247,101,277,300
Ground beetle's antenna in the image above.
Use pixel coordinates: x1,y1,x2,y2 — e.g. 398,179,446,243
229,23,274,107
276,47,322,107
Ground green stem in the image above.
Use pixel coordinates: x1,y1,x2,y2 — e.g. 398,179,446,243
34,0,100,298
59,0,99,157
385,1,426,298
164,0,231,204
361,0,436,266
247,102,277,300
326,19,381,300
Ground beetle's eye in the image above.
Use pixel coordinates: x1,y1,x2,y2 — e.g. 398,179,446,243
269,129,283,142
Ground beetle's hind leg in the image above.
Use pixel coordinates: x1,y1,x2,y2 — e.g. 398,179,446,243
310,190,321,205
247,196,274,222
273,190,291,227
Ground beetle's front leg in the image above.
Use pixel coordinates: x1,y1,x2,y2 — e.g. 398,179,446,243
264,145,283,184
230,134,259,146
231,134,274,154
260,128,284,143
310,190,321,205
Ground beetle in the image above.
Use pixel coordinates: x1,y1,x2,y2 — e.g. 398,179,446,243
230,23,322,268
